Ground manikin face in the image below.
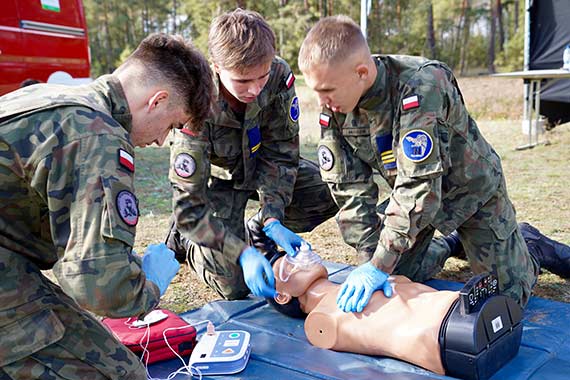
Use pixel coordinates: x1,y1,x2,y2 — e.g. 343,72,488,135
272,256,328,304
130,92,190,147
215,61,273,104
302,58,371,114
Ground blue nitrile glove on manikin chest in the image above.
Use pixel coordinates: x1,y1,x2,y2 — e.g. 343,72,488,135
263,220,307,257
239,246,276,298
142,243,180,296
336,262,392,313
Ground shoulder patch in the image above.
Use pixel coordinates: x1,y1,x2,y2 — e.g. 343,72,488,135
289,96,300,122
285,71,295,89
402,95,420,111
174,153,197,178
118,149,134,172
319,113,331,128
401,129,433,162
318,145,334,171
116,190,139,226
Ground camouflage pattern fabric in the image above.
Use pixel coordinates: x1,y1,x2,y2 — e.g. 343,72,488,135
168,57,338,299
0,76,159,377
317,55,538,306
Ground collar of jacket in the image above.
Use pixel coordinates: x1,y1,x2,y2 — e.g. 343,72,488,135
88,74,133,132
357,56,388,112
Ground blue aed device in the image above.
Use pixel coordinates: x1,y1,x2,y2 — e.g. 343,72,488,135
189,330,251,376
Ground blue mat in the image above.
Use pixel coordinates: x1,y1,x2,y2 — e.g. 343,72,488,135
149,262,570,379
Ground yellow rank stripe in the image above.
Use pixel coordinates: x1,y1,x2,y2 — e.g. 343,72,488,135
381,150,395,163
251,143,261,153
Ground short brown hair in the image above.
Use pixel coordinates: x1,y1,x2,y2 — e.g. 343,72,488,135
125,33,214,128
208,8,276,71
298,15,369,72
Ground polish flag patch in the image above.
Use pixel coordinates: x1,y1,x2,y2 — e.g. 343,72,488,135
402,95,420,110
285,71,295,89
118,149,134,172
319,113,331,128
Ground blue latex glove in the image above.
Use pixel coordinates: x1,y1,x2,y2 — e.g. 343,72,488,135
239,247,276,298
336,262,392,313
142,243,180,296
262,220,306,256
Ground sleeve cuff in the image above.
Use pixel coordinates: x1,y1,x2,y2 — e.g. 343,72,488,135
223,233,249,265
370,244,401,274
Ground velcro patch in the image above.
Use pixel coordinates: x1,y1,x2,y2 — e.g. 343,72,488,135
247,127,261,157
319,113,331,128
285,71,295,88
289,96,300,122
116,190,139,226
402,95,420,111
118,149,134,172
174,153,196,178
317,145,334,171
402,129,433,162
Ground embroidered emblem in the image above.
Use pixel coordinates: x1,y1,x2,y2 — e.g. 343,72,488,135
247,127,261,157
285,71,295,88
116,190,138,226
319,113,331,128
402,130,433,162
118,149,134,172
402,95,420,111
289,96,300,122
174,153,196,178
375,135,396,170
317,145,334,171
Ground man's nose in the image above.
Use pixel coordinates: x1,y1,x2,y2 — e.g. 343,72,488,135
249,82,263,96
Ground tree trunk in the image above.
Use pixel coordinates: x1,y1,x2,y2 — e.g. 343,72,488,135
497,0,504,51
102,0,114,73
426,1,437,59
459,0,471,75
488,1,497,73
236,0,247,9
172,0,177,34
514,0,519,33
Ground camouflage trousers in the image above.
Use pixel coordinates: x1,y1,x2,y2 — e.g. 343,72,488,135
170,158,339,300
390,183,539,308
0,249,146,380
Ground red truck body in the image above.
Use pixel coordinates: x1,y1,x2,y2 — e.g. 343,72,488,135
0,0,90,95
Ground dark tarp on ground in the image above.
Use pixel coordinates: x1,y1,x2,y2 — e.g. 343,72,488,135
530,0,570,125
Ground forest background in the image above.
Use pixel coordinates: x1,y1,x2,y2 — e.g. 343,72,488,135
83,0,525,77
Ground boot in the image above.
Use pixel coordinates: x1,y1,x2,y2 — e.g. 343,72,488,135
519,222,570,278
165,220,192,264
443,230,466,260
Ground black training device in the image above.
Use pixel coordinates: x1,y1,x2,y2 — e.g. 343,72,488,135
439,273,523,380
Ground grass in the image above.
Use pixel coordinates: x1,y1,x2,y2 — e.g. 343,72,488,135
130,75,570,313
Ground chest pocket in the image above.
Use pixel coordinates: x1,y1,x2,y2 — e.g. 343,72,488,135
341,112,376,165
211,124,242,159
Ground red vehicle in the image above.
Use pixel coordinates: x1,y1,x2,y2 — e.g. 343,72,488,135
0,0,91,95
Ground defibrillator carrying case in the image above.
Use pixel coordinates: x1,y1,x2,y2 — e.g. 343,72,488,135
101,309,197,364
439,273,523,380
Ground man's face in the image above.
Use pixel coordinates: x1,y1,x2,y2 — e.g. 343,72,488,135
131,101,189,147
303,60,368,114
216,61,272,104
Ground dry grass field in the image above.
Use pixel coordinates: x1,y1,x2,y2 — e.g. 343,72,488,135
131,75,570,313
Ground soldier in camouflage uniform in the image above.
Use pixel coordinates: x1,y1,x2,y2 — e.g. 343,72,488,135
298,16,546,312
0,34,213,379
166,9,338,300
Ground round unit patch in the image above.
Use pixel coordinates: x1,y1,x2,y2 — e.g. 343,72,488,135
401,129,433,162
116,190,139,226
174,153,196,178
317,145,334,171
289,96,300,122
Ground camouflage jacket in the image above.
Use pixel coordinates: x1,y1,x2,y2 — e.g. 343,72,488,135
170,57,300,264
0,75,160,319
317,55,504,270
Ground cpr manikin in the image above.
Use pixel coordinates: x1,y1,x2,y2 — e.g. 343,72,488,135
269,246,523,380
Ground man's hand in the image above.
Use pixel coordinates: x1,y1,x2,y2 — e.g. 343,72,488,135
239,247,276,298
142,243,180,296
263,220,307,256
336,262,392,313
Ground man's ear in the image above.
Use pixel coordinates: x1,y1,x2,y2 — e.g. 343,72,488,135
213,63,221,74
356,62,369,80
147,90,169,112
274,292,292,305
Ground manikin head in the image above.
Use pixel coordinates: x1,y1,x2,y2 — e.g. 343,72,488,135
298,15,377,114
268,251,328,318
208,8,276,104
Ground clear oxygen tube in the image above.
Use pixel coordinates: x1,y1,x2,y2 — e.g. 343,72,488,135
278,242,322,283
